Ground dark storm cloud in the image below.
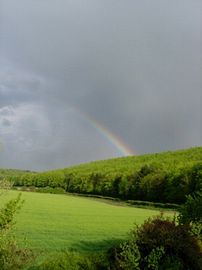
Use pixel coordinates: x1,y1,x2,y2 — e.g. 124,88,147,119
0,0,201,170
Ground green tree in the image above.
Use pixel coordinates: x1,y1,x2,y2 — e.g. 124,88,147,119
178,190,202,239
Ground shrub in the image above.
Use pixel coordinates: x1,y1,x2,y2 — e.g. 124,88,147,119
0,194,23,230
36,251,109,270
0,237,33,270
37,187,65,194
109,215,202,270
0,193,34,270
135,216,202,269
118,240,141,270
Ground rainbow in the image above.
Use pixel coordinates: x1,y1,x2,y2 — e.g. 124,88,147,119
73,108,134,156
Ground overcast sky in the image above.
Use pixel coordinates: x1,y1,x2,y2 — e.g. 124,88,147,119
0,0,202,171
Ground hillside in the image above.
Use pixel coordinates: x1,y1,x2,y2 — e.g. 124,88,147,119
2,147,202,204
0,168,34,178
61,146,202,176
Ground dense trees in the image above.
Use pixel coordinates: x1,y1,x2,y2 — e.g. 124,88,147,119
178,189,202,239
4,160,202,205
1,147,202,204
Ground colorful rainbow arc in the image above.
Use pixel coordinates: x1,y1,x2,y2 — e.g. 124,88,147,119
74,108,134,156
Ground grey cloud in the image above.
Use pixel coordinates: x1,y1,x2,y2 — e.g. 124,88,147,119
1,118,12,127
0,60,47,108
0,106,14,116
0,0,201,170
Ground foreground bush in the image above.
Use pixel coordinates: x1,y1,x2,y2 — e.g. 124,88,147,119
0,190,34,270
109,215,202,270
33,251,109,270
0,237,33,270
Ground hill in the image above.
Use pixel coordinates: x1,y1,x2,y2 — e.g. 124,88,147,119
62,146,202,176
0,168,34,178
2,147,202,204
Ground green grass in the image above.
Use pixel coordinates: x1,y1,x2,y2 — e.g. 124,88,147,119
0,190,171,252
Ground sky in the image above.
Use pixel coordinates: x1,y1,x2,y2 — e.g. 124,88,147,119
0,0,202,171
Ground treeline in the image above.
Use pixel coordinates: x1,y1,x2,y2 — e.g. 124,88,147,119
7,161,202,204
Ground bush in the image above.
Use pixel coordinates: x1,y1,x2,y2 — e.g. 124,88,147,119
118,240,141,270
0,194,23,230
37,187,65,194
109,215,202,270
0,237,33,270
136,216,201,269
35,251,109,270
0,194,34,270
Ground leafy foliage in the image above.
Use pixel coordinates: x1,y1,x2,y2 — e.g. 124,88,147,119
2,147,202,204
0,237,33,270
179,190,202,224
178,189,202,239
118,240,141,270
0,181,33,270
33,251,109,270
0,194,23,230
109,215,202,270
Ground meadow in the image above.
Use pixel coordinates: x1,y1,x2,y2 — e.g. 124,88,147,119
0,190,165,252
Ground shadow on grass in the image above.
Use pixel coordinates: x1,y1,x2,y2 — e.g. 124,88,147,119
26,239,124,269
69,238,124,252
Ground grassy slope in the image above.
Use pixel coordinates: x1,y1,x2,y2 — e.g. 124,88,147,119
0,190,170,252
0,168,34,177
59,147,202,177
1,147,202,181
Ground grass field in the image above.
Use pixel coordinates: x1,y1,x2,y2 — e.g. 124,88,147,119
0,190,169,252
